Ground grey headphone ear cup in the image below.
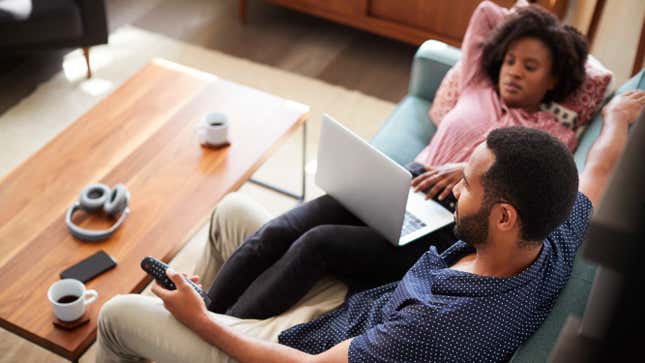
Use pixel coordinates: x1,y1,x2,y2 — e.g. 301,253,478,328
104,183,129,217
66,182,131,242
79,184,110,213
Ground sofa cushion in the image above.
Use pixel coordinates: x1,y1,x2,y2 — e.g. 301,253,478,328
0,10,13,23
510,255,597,362
370,95,436,166
561,56,614,131
428,60,462,126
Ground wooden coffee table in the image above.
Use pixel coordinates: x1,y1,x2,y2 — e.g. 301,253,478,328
0,59,308,362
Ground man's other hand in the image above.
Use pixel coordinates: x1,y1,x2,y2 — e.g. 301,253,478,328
151,268,209,329
412,162,465,200
602,90,645,127
579,90,644,206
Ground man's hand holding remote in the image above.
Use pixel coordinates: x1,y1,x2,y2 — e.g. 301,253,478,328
151,268,210,332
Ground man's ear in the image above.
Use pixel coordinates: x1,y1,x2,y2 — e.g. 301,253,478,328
496,203,519,232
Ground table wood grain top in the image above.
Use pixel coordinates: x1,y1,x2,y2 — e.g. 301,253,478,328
0,59,308,361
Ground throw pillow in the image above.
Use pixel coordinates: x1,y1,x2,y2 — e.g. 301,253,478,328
428,61,462,126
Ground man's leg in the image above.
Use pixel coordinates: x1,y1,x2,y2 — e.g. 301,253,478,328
204,194,360,314
96,292,331,363
227,224,442,319
96,193,350,362
96,295,241,363
193,192,273,288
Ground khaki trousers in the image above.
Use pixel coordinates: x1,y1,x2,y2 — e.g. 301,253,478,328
96,193,347,363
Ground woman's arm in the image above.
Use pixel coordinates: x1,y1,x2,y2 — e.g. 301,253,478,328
460,1,509,90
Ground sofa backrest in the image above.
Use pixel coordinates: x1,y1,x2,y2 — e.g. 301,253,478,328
408,40,461,102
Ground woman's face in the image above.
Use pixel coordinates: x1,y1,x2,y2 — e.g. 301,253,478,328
498,37,557,112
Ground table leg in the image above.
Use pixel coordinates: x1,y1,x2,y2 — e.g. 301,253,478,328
83,47,92,79
249,121,307,203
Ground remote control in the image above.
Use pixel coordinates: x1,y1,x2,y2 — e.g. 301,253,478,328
140,256,212,306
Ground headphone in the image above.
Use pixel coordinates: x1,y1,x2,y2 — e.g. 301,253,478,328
66,183,130,242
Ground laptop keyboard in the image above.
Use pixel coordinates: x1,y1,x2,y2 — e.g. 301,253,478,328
401,211,427,236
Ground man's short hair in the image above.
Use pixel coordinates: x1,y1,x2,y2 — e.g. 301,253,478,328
483,127,579,243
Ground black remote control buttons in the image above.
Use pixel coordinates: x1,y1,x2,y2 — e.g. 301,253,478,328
140,256,212,306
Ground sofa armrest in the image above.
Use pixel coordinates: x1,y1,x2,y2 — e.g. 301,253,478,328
371,96,436,166
408,40,461,102
573,116,603,172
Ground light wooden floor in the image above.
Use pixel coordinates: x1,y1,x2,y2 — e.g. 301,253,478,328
0,0,415,116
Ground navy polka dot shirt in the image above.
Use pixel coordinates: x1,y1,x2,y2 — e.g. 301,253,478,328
278,192,593,362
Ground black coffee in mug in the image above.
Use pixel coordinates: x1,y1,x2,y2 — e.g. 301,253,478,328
57,294,80,304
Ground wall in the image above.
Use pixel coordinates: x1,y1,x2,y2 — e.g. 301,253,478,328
565,0,645,86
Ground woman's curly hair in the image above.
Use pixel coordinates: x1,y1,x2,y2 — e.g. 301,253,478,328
481,5,588,103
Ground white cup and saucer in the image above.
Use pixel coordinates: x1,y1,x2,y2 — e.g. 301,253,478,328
47,279,98,324
194,112,230,148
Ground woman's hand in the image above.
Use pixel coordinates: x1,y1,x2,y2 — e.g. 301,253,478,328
411,162,465,200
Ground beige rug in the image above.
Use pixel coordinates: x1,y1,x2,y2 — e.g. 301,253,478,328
0,26,395,362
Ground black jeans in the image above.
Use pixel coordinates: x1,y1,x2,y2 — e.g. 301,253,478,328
206,163,457,319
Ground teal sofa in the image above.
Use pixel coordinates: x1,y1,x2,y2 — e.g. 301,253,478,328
370,39,645,362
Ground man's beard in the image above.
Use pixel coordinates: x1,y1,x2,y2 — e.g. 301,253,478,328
453,203,491,246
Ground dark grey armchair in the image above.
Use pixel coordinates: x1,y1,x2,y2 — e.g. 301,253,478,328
0,0,108,78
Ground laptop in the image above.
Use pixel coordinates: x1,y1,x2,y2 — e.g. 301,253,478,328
315,114,455,246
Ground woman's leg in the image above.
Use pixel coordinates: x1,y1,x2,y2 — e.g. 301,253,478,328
226,224,448,319
206,194,361,314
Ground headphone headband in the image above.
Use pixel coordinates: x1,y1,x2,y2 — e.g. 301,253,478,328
66,183,130,242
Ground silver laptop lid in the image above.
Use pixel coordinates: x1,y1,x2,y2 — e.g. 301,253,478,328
315,114,411,244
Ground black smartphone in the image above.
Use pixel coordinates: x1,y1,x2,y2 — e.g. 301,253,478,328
60,250,117,282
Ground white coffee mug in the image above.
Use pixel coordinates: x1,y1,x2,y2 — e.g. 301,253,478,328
195,112,229,147
47,279,98,322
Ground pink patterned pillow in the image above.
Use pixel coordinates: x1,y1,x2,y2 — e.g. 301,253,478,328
428,59,613,134
559,59,613,132
429,61,462,126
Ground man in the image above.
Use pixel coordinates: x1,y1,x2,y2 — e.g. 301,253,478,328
97,91,645,362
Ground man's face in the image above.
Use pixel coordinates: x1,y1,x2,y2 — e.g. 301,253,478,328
452,143,496,246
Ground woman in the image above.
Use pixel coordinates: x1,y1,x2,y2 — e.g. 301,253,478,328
204,1,589,319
